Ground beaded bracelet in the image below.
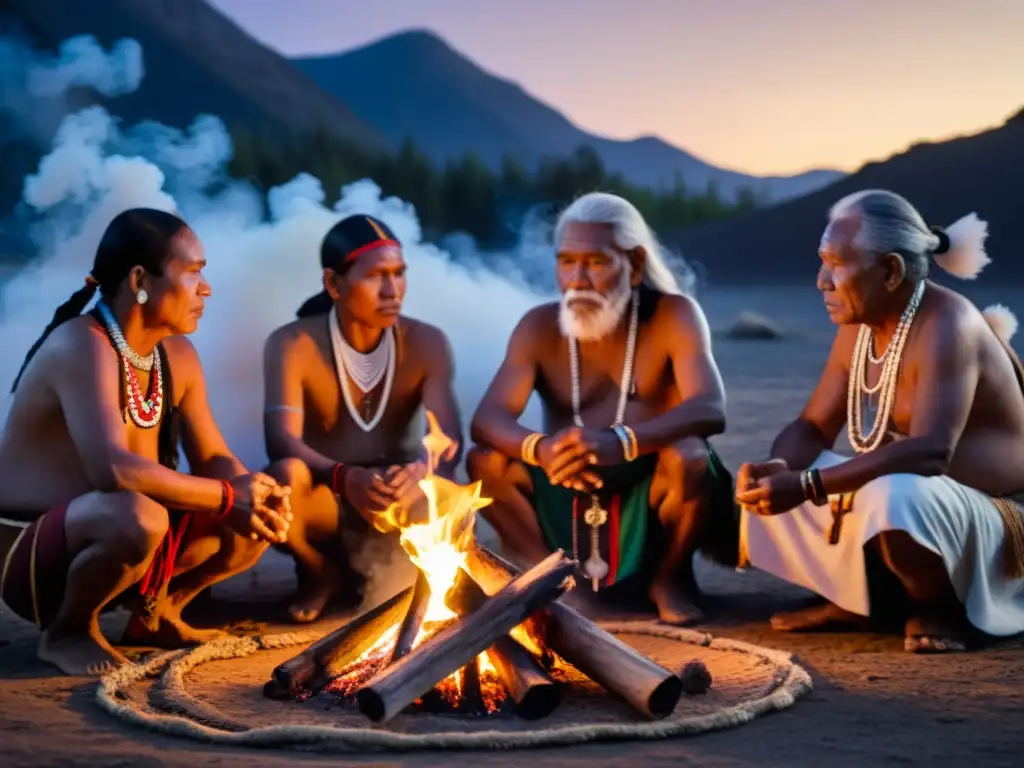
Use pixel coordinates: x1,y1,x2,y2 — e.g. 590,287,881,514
520,432,545,465
611,424,639,462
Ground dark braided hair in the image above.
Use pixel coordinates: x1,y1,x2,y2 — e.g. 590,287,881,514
11,207,190,392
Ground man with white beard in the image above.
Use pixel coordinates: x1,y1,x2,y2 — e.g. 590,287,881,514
468,192,737,626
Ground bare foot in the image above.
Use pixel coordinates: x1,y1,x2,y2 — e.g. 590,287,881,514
123,613,230,649
38,625,127,676
288,578,339,624
649,580,705,627
904,615,968,654
770,601,867,632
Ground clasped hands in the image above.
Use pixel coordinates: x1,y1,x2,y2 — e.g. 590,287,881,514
534,427,625,493
228,472,293,544
734,458,807,516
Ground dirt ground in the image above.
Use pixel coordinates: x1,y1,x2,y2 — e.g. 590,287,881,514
2,549,1022,768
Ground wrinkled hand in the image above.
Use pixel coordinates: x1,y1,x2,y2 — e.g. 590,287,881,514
735,469,806,517
227,472,292,544
537,427,620,492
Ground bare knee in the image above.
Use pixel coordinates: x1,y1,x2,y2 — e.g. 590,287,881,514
106,492,170,565
268,457,314,492
653,437,710,507
223,532,268,572
466,446,510,485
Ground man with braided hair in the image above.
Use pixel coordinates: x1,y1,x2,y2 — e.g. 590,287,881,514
737,189,1024,653
0,208,291,676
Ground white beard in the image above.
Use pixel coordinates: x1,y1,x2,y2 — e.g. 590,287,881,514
558,269,633,342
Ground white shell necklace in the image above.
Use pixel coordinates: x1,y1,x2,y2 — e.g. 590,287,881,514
569,289,639,428
95,301,155,371
328,305,395,433
846,280,926,453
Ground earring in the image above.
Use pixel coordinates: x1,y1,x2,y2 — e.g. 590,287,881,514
136,289,148,305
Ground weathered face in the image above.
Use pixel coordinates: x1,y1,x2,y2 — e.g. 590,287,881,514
133,229,210,335
816,217,895,326
555,222,637,341
327,245,407,328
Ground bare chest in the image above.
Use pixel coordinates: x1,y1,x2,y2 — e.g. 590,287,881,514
537,335,674,428
301,352,425,462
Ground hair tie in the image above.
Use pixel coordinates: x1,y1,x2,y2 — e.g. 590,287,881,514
928,225,951,255
84,274,99,288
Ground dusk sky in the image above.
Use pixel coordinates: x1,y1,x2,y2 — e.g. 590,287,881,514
209,0,1023,176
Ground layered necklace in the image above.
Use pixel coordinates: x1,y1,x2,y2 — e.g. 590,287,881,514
96,301,163,429
567,289,639,590
569,289,639,429
846,280,926,453
328,305,396,433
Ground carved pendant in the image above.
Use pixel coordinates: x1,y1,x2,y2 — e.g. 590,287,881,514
583,496,609,591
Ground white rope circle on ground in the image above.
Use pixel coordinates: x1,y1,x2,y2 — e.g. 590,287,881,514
96,621,813,753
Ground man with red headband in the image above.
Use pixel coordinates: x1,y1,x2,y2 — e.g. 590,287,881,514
264,214,462,622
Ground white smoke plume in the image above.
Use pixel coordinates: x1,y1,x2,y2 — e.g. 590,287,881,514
0,35,552,474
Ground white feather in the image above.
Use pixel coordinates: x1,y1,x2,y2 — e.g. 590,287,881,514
933,213,990,280
982,304,1018,344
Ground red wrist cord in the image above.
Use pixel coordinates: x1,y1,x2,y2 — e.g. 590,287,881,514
217,480,234,519
331,463,346,495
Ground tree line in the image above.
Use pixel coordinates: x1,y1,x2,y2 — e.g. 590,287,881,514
228,128,759,246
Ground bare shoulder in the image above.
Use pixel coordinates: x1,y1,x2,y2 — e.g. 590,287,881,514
399,316,452,354
264,316,325,359
916,284,986,343
42,315,116,372
517,302,561,339
653,293,707,329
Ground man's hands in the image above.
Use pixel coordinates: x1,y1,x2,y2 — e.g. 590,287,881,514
734,459,807,516
226,472,292,543
342,462,430,529
535,427,624,492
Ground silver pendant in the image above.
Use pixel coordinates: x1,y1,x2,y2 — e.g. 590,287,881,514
583,496,609,591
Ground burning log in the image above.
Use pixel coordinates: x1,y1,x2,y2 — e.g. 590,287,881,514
389,571,431,664
447,570,560,720
464,544,683,719
356,550,575,724
271,585,414,696
489,635,561,720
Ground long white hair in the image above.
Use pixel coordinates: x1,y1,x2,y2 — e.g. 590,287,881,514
553,192,689,296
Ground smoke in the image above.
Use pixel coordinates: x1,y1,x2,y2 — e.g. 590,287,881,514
0,35,552,474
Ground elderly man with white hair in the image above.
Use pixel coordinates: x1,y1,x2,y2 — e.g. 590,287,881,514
736,188,1024,653
467,191,737,626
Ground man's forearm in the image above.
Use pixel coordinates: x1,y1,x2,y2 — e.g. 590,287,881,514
629,395,725,455
817,437,949,496
769,418,831,472
469,409,538,460
107,455,226,514
192,455,247,481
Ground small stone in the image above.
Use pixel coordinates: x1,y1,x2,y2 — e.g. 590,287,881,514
679,659,713,694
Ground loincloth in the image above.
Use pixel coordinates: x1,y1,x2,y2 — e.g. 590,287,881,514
1,505,196,633
525,443,735,588
1,505,72,629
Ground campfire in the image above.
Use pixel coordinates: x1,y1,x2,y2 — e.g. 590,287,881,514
265,414,686,724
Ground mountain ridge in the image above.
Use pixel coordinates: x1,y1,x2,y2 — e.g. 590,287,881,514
293,28,846,203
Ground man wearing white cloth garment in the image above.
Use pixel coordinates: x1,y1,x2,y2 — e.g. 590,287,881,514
263,215,461,623
737,189,1024,653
